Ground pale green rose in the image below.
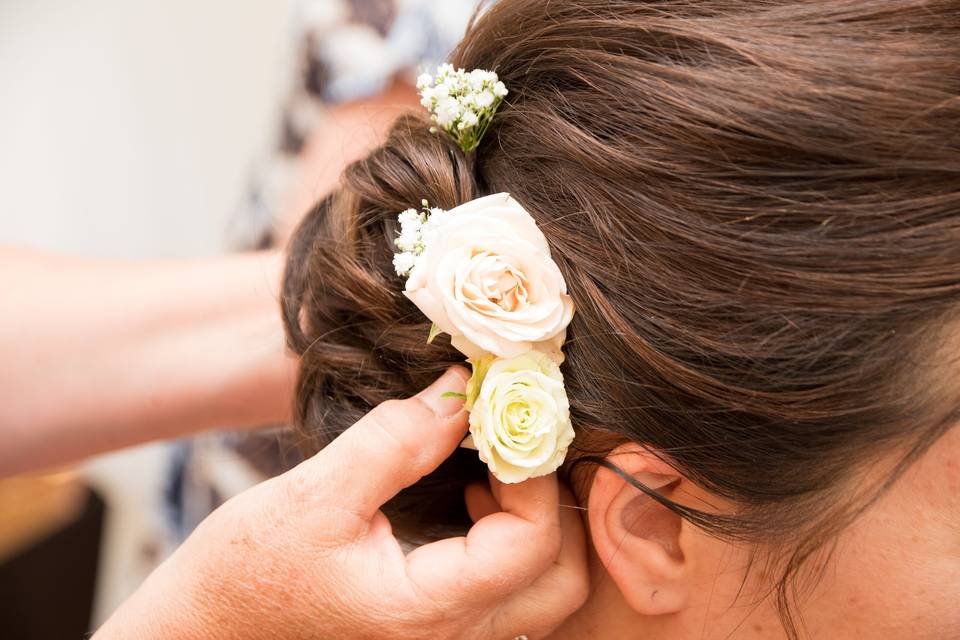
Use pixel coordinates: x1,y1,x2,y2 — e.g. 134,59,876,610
465,350,574,484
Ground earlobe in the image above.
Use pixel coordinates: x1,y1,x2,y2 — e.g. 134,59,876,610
587,443,691,615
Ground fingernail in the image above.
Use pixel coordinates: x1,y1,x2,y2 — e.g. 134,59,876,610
418,367,469,417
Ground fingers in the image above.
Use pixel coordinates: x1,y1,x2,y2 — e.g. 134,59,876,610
288,367,469,523
404,473,562,604
464,482,499,523
488,483,590,639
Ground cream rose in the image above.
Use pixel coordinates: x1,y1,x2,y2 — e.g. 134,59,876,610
463,350,574,484
403,193,574,360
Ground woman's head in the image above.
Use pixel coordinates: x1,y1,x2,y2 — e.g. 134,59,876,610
281,0,960,637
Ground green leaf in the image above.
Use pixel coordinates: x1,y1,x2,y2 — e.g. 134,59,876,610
441,391,468,400
426,323,442,344
465,355,494,410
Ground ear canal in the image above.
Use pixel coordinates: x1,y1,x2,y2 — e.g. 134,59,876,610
619,478,684,562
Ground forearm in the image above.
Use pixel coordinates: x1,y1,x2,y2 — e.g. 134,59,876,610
0,247,295,476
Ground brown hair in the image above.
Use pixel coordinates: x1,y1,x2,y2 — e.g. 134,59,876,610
282,0,960,635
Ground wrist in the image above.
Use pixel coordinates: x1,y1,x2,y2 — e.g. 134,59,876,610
94,556,234,640
113,249,296,435
219,250,297,428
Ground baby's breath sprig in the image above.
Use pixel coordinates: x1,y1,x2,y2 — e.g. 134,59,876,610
417,64,508,153
393,199,447,277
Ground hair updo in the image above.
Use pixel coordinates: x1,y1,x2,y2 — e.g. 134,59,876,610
283,114,485,539
282,0,960,633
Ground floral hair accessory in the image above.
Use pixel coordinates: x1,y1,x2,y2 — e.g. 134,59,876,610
416,64,508,153
461,351,574,484
393,193,576,483
392,199,447,277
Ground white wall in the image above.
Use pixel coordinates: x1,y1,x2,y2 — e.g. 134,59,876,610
0,0,293,258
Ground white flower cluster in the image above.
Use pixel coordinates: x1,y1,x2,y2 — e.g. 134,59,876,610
392,199,446,277
416,64,508,152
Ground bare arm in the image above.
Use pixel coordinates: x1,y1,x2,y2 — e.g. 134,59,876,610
0,247,295,476
1,82,418,477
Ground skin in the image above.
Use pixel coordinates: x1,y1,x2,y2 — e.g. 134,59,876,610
0,247,294,476
537,426,960,639
274,79,420,245
0,81,420,477
95,368,590,640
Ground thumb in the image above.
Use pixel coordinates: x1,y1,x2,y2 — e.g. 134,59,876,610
290,366,470,522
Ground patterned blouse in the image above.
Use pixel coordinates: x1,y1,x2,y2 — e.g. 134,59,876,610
231,0,479,250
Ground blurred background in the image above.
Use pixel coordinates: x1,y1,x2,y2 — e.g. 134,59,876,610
0,0,290,258
0,1,474,636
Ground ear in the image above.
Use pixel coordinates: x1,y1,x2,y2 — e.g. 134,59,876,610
587,442,691,615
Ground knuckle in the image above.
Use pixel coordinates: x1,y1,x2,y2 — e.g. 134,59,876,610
365,400,423,460
515,525,563,578
283,468,313,502
541,562,589,614
564,573,590,612
280,465,326,509
538,520,564,562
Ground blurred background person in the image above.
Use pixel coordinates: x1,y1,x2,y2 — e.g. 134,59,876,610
0,1,477,637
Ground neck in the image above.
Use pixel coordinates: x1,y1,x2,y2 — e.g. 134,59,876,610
549,541,781,640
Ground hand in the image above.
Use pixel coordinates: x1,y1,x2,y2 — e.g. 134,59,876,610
95,367,589,640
